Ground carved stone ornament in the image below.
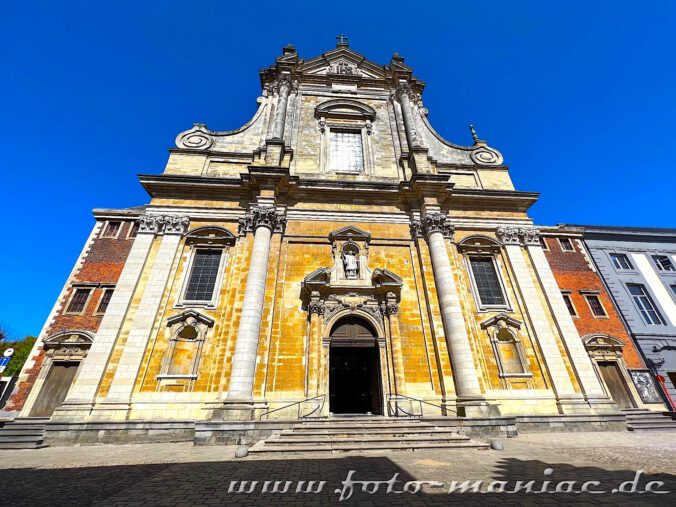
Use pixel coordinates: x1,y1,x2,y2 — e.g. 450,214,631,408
175,123,214,150
138,214,165,235
163,215,190,235
470,146,503,166
239,206,286,235
496,227,541,247
421,213,455,239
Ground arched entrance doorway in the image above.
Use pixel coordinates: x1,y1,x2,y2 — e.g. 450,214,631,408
329,316,382,415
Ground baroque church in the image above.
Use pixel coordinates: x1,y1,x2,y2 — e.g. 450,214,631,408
10,38,663,445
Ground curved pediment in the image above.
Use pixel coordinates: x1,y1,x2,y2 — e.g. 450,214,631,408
315,99,376,121
186,226,236,246
458,235,503,253
44,330,94,347
583,334,625,349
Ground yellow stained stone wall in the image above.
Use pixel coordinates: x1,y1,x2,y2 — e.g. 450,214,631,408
100,217,572,417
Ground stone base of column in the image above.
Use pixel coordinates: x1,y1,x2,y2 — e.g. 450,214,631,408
456,397,502,418
213,399,269,422
50,401,95,422
556,394,620,415
264,140,285,166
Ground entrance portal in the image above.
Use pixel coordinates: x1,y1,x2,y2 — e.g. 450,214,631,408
328,317,382,415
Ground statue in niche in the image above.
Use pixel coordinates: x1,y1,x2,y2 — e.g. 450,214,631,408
342,244,360,279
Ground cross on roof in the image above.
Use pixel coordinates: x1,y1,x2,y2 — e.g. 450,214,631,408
336,34,349,47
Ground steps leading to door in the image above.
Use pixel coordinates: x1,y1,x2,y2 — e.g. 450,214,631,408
0,417,50,449
249,417,490,455
623,409,676,431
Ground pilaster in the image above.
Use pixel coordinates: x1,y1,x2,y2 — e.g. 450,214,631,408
102,216,189,410
52,214,161,420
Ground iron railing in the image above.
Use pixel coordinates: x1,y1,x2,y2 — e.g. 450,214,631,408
257,394,326,420
386,394,456,418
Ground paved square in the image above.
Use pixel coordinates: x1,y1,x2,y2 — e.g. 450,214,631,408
0,431,675,505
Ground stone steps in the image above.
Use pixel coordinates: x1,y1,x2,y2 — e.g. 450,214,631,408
249,417,490,455
622,410,676,432
0,417,50,449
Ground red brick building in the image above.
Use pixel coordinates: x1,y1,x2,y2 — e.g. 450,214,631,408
4,208,141,416
542,225,663,410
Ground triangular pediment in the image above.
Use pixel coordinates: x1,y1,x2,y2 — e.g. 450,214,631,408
302,48,385,79
328,225,372,242
166,310,215,328
480,313,523,330
372,268,403,288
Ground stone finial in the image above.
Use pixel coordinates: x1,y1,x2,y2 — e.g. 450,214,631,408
469,124,480,145
336,34,349,47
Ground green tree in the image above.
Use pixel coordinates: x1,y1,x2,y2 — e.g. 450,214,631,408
0,335,37,377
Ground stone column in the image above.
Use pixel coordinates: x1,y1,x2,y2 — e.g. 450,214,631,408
384,294,405,394
104,216,189,408
307,294,323,396
395,83,421,149
526,234,614,409
270,76,292,141
414,213,485,412
53,214,162,418
227,206,285,403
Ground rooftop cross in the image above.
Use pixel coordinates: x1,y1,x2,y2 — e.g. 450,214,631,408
336,34,349,47
469,124,480,144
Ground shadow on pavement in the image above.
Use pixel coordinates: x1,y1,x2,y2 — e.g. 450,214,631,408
1,455,674,506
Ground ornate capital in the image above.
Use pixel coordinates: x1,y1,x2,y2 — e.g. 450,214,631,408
277,75,293,95
163,215,190,235
496,226,541,247
239,206,286,235
422,213,454,239
137,214,164,235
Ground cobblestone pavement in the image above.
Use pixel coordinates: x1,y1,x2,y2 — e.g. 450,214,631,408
0,431,675,505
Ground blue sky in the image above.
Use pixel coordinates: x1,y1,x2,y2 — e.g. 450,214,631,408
1,1,675,338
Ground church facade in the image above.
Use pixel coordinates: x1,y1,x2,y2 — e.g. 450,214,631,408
10,41,625,437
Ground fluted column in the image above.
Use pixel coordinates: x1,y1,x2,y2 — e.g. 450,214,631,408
413,213,483,400
395,84,421,149
270,76,292,141
228,206,285,401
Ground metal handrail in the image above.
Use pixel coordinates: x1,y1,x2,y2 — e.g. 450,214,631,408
386,393,456,418
258,394,326,420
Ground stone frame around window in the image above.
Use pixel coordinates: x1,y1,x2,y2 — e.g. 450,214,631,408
174,226,236,310
458,235,512,313
561,290,579,318
580,290,609,319
608,251,636,272
315,99,376,176
94,285,115,315
157,310,215,387
651,253,676,274
100,220,123,239
480,313,532,380
64,285,96,315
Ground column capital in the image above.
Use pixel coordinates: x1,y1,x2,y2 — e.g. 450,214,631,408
162,215,190,235
411,212,454,240
137,214,164,235
239,206,286,235
496,226,540,246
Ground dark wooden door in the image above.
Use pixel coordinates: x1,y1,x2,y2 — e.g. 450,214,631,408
30,361,79,417
598,361,635,409
329,347,381,415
